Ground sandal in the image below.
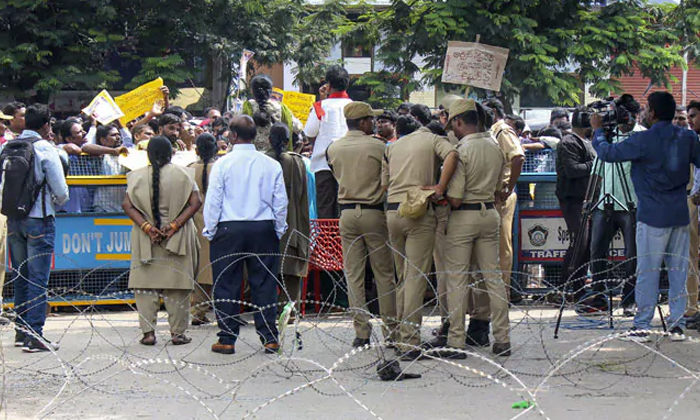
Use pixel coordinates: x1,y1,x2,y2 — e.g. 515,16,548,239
140,331,156,346
171,334,192,345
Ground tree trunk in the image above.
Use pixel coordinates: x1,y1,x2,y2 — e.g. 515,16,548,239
211,53,230,111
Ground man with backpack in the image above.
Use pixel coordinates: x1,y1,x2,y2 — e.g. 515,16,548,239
1,104,69,352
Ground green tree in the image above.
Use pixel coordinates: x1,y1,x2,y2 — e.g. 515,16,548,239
0,0,349,106
0,0,122,101
361,0,690,107
291,0,349,90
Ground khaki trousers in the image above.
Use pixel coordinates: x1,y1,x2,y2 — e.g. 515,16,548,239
687,197,699,316
340,207,398,340
387,209,436,350
466,257,492,321
497,193,517,299
135,289,191,335
191,283,212,320
433,205,451,318
444,208,509,346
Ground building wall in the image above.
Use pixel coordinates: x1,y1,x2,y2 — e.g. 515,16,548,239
616,63,700,105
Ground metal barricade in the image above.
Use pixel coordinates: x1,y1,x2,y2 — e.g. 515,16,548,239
4,155,133,307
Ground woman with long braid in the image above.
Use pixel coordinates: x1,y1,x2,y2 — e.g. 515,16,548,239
269,123,309,318
123,136,201,346
188,133,218,325
242,74,297,155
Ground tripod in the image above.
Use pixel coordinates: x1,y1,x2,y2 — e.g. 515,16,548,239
553,126,664,338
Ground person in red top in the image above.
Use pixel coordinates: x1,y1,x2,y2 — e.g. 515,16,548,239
303,65,352,218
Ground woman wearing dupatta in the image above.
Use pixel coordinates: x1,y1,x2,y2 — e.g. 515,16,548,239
122,136,201,346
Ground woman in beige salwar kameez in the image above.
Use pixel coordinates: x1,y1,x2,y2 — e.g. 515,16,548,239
122,136,201,346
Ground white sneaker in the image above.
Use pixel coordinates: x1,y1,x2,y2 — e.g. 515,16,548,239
619,328,651,343
669,327,686,342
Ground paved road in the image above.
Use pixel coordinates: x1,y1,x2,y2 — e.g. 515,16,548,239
2,306,700,419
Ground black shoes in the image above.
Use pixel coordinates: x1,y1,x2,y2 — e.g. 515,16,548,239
575,296,609,316
492,342,511,357
466,319,490,347
423,335,447,348
22,336,59,353
191,315,211,326
400,349,428,361
429,348,467,360
14,330,25,347
352,337,371,348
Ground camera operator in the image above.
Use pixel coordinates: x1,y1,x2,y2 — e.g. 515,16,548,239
592,91,700,342
555,107,596,296
584,95,644,315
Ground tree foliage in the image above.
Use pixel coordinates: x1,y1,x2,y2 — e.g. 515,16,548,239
0,0,346,104
362,0,697,106
1,0,698,107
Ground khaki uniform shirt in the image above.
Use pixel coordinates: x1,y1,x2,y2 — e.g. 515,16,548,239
490,119,524,187
382,127,456,203
326,130,387,205
448,132,506,203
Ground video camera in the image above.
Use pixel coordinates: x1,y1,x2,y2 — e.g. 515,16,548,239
588,94,639,131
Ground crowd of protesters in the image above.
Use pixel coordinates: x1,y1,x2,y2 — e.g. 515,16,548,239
3,64,699,357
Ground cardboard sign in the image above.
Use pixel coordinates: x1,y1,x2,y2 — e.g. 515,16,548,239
114,78,164,126
282,91,316,125
82,90,124,125
442,41,509,91
270,88,315,125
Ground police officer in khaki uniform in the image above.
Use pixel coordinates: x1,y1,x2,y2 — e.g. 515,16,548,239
437,99,511,357
433,94,462,341
382,115,459,360
483,99,524,302
326,102,399,347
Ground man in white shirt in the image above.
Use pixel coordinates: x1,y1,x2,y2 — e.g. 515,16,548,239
303,65,352,218
204,115,288,355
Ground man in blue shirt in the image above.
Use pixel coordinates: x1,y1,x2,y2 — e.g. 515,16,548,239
592,91,700,342
6,104,69,352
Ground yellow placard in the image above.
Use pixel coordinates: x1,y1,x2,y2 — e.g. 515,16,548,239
282,91,316,125
115,78,164,126
272,87,284,102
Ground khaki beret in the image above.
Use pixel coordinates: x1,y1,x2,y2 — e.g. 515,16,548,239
344,102,383,120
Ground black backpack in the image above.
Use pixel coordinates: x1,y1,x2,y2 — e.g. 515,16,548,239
0,136,46,218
